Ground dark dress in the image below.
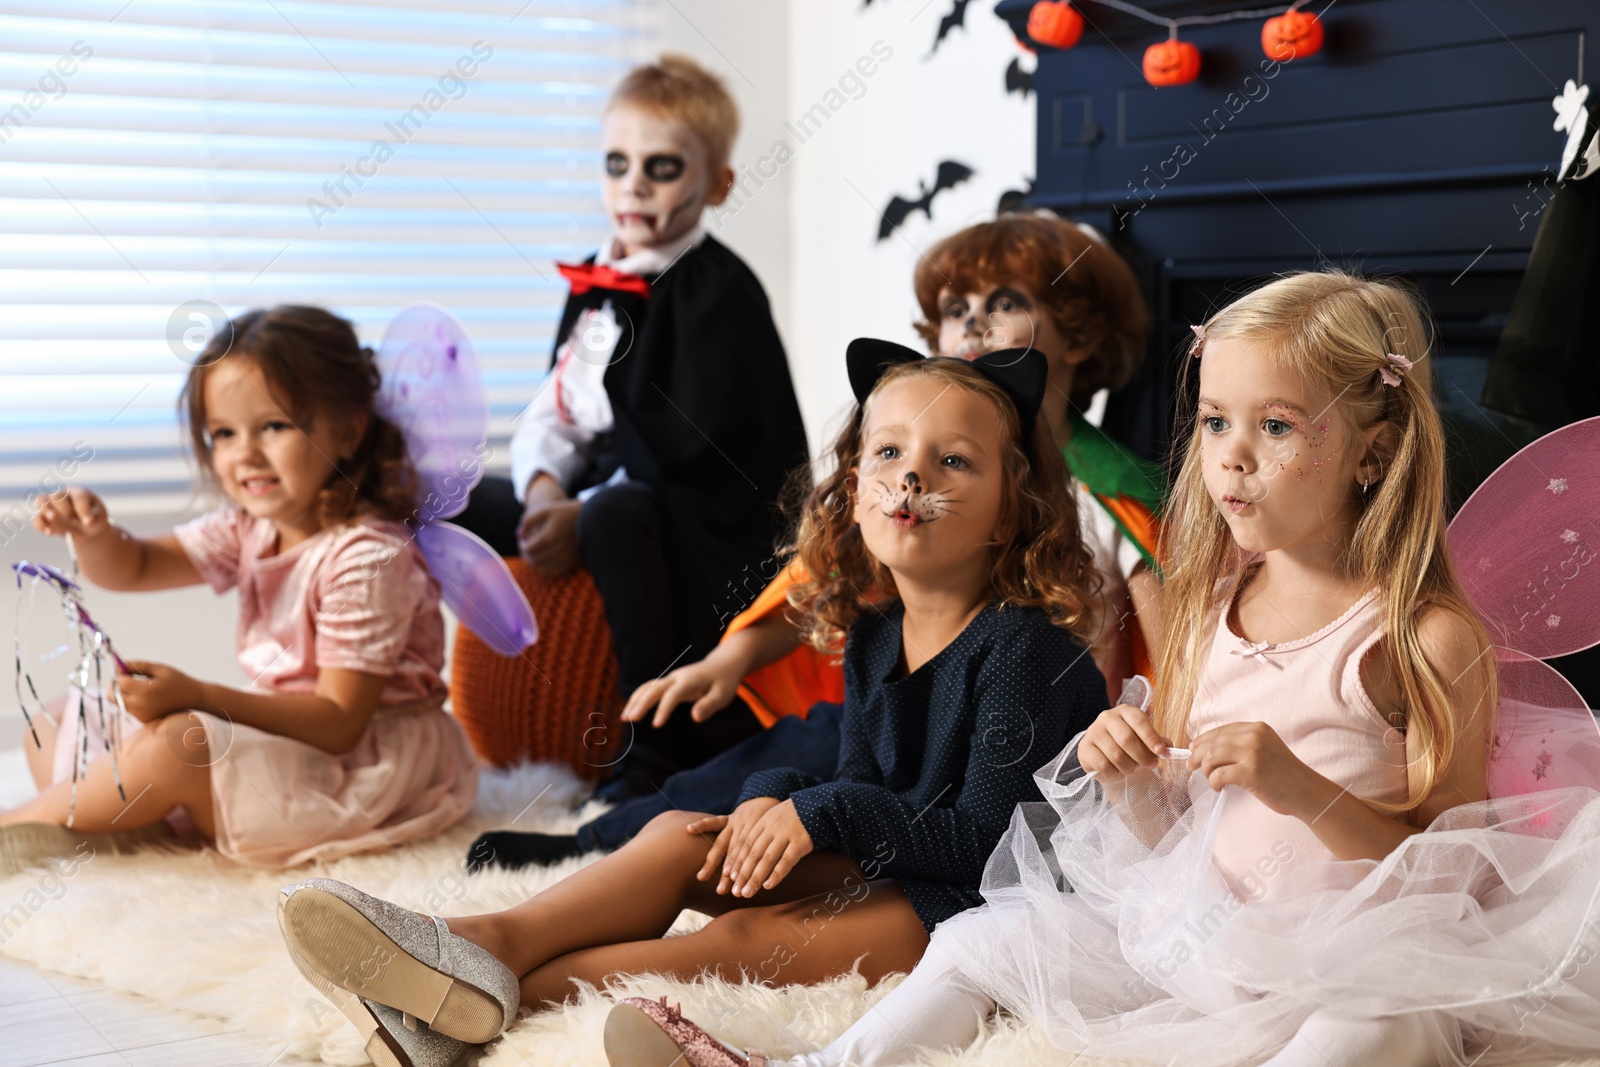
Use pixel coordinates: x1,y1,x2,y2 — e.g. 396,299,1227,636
738,600,1107,932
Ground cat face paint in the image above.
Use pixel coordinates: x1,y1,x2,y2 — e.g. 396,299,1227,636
601,104,716,256
853,374,1005,585
873,468,955,531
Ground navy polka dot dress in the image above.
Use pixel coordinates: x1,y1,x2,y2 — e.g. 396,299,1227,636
738,600,1106,931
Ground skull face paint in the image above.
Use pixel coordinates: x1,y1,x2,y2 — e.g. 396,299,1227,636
601,104,721,256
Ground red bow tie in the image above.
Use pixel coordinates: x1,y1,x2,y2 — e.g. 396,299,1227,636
557,262,652,298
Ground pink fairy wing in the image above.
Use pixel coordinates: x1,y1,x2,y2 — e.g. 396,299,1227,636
375,303,489,522
1487,649,1600,802
1448,416,1600,800
415,521,538,657
1448,415,1600,660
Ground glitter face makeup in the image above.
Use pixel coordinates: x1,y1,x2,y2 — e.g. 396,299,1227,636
1194,337,1378,556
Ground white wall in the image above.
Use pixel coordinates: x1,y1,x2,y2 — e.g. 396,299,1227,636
662,0,1035,453
656,0,795,347
784,0,1034,449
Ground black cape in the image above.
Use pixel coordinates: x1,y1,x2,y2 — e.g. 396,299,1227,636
558,234,810,645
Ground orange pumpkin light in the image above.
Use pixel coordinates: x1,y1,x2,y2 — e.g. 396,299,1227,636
1142,36,1200,87
1261,8,1323,61
1027,1,1084,50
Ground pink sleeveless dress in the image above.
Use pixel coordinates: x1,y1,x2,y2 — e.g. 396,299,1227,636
1187,584,1408,902
929,583,1600,1067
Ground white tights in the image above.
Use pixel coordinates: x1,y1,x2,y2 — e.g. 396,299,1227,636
772,944,996,1067
1259,1009,1438,1067
768,952,1440,1067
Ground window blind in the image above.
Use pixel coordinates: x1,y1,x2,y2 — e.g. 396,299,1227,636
0,0,653,521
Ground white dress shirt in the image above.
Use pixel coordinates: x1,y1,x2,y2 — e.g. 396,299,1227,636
508,223,709,502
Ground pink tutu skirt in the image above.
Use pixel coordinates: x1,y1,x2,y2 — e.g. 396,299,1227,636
52,687,479,868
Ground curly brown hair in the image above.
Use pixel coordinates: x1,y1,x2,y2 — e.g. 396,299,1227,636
912,214,1149,404
180,306,419,529
785,357,1101,655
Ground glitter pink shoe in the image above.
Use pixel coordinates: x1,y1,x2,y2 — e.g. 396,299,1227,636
603,996,767,1067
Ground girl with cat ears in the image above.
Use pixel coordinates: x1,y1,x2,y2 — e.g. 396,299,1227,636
279,337,1111,1067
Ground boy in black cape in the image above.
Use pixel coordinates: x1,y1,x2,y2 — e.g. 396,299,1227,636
457,55,809,795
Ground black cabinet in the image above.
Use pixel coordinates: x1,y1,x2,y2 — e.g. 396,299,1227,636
998,0,1598,697
996,0,1590,493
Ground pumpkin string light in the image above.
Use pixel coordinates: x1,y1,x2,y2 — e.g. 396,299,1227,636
1024,0,1324,85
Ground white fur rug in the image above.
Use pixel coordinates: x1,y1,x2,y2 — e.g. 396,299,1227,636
1,750,1596,1067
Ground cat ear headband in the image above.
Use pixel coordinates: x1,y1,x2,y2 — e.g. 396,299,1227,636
845,337,1049,441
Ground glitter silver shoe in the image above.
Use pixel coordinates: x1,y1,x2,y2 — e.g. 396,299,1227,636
347,996,471,1067
278,877,520,1044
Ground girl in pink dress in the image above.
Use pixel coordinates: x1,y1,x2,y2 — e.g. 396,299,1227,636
8,305,477,869
606,270,1600,1067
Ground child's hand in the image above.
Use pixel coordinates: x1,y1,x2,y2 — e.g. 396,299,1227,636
517,500,581,574
688,812,735,883
119,661,207,724
691,798,777,890
1079,703,1174,782
724,797,812,897
693,796,814,897
33,488,113,541
624,657,741,727
1188,722,1323,817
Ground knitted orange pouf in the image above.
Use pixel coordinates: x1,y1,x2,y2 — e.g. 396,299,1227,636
449,558,624,775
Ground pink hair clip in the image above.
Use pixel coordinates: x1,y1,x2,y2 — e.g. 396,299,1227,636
1189,324,1206,358
1379,352,1414,387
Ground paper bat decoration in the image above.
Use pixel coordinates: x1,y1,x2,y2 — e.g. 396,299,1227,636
877,160,976,242
997,176,1037,215
929,0,973,56
1006,55,1036,98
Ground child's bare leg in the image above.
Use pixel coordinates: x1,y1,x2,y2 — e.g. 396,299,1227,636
0,713,215,838
446,810,766,973
518,864,929,1007
444,810,929,1005
20,699,63,792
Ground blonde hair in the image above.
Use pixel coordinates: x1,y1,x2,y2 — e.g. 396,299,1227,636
1153,270,1494,813
609,53,739,169
786,358,1100,655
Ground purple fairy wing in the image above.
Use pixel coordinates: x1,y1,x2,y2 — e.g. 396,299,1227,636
1448,416,1600,800
1448,415,1600,660
415,521,538,657
375,303,489,523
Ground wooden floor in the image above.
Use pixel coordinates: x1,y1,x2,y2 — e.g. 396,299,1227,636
0,955,321,1067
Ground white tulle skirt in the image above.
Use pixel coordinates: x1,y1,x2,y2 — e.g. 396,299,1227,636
929,736,1600,1067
